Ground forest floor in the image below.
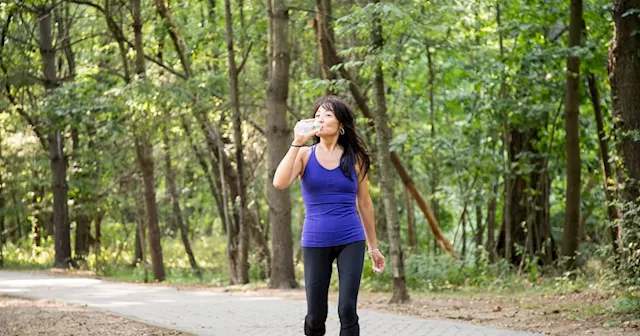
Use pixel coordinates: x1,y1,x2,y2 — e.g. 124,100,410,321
1,268,639,336
200,284,640,336
0,294,190,336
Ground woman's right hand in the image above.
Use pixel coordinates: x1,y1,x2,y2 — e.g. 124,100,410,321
292,120,320,145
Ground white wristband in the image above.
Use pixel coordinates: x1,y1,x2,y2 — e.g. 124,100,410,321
368,248,379,254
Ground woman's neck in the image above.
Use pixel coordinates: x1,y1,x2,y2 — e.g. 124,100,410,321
318,137,340,152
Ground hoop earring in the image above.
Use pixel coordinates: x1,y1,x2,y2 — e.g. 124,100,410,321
340,128,345,135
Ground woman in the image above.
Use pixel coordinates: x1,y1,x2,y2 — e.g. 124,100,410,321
273,96,385,336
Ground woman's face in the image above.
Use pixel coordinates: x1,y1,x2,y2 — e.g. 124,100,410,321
314,105,341,137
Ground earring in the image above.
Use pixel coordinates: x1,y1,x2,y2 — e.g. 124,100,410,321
340,128,345,135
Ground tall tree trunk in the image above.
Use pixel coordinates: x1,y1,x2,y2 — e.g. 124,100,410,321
587,74,621,252
94,210,103,254
224,0,249,284
405,186,417,249
0,138,4,268
317,3,456,258
267,0,297,289
71,131,90,259
133,187,146,265
314,0,336,86
562,0,583,270
132,0,165,282
426,43,440,226
163,123,201,276
37,4,72,269
372,5,409,303
461,210,467,259
475,205,483,262
496,1,513,263
134,136,165,281
487,166,498,263
609,0,640,275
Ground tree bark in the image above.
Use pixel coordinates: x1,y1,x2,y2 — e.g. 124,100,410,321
133,186,146,265
224,0,249,284
134,136,165,281
404,186,417,249
487,168,498,263
562,0,583,270
609,0,640,274
587,73,621,251
372,5,409,303
461,210,467,259
426,43,440,226
475,205,483,262
132,0,165,281
162,123,201,276
71,129,91,258
0,137,4,268
267,0,297,289
37,4,72,269
314,0,337,86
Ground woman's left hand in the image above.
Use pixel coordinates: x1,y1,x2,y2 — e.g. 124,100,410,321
368,250,386,275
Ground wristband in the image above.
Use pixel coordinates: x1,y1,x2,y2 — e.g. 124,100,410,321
368,248,379,254
291,144,303,147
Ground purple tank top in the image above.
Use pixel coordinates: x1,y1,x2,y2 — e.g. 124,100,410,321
300,145,366,247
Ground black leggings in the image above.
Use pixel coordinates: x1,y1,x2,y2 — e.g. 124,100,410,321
303,240,365,336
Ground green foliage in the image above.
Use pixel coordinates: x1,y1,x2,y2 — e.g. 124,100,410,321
0,0,637,304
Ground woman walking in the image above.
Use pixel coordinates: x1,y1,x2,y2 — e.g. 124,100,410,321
273,96,386,336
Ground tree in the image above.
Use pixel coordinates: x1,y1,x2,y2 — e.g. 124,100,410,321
224,0,249,284
132,0,165,282
561,0,583,270
608,0,640,278
267,0,297,289
372,2,409,303
33,2,73,269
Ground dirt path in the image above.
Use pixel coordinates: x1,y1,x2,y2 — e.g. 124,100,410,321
0,270,539,336
0,294,190,336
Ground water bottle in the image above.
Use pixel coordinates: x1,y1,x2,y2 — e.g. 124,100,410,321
294,119,321,136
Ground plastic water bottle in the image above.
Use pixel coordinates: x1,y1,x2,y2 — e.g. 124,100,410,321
294,119,321,136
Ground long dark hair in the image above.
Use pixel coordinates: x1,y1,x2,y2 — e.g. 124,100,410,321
313,96,371,181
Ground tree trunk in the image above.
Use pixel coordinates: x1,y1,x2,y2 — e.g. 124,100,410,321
372,6,409,303
587,74,621,251
462,210,469,259
562,0,583,270
498,130,557,265
0,137,4,268
70,124,91,259
267,0,297,289
132,0,165,281
609,0,640,275
475,205,483,262
133,186,146,264
426,43,440,226
224,0,249,284
37,5,72,269
134,136,165,281
314,0,336,86
162,124,200,276
94,211,103,254
405,186,417,249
